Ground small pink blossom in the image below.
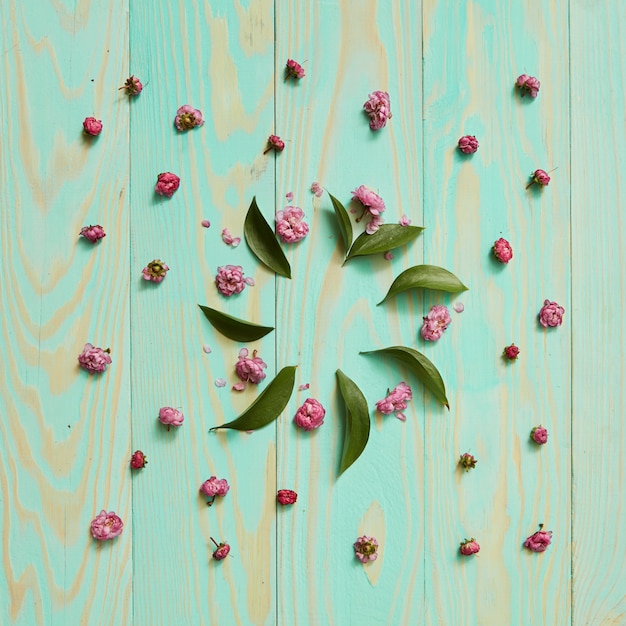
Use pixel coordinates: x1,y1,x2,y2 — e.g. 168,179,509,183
493,238,513,263
83,117,103,136
539,299,565,328
399,214,411,226
458,135,479,154
310,182,323,198
78,343,112,374
264,134,285,154
459,452,477,472
158,406,184,430
285,191,294,202
285,59,305,80
526,169,551,189
215,265,248,297
174,104,204,131
221,228,241,247
80,224,106,243
130,450,147,469
384,251,394,261
524,525,552,552
503,344,520,360
354,536,378,563
294,398,326,431
459,538,480,556
215,378,227,388
211,538,231,561
142,260,169,283
119,75,143,96
516,74,541,98
276,206,309,243
531,425,549,445
298,383,310,391
363,91,392,131
90,510,123,541
352,185,386,234
420,304,452,342
235,348,267,385
200,476,230,506
155,172,180,197
201,219,211,228
277,489,298,505
375,382,413,421
453,302,465,313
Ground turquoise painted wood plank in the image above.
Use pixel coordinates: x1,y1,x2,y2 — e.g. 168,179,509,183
571,2,626,624
422,1,571,624
0,1,132,624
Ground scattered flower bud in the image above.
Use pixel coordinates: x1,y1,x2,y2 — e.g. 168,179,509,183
294,398,326,431
459,452,477,472
493,237,513,263
298,383,310,391
174,104,204,131
158,406,184,430
80,225,106,243
155,172,180,197
531,425,549,445
276,206,309,243
285,191,294,202
235,348,267,385
384,251,394,261
459,538,480,556
201,219,211,228
83,117,103,136
363,91,392,131
526,169,551,189
119,75,143,96
352,185,386,234
78,343,112,374
215,264,250,297
458,135,479,154
200,476,230,506
539,299,565,328
277,489,298,505
421,304,452,342
285,59,305,80
210,537,231,561
524,524,552,552
264,134,285,154
90,510,123,541
503,344,520,360
142,260,169,283
130,450,147,469
310,182,323,198
354,535,378,563
516,74,540,98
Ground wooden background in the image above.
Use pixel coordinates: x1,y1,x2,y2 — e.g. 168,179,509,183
0,0,624,624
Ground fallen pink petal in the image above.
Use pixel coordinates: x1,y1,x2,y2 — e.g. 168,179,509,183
201,219,211,228
399,214,411,226
232,382,246,391
453,302,465,313
215,378,227,388
286,191,294,202
202,345,212,354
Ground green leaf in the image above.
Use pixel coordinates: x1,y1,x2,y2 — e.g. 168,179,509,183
360,346,449,409
336,369,371,476
244,197,291,278
211,366,297,431
328,192,353,253
345,224,424,262
378,264,469,304
198,305,274,342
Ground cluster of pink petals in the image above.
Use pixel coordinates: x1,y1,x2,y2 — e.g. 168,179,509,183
91,510,123,541
78,343,112,374
420,304,452,342
215,264,253,296
130,450,147,469
531,425,549,445
80,225,106,243
285,59,305,79
503,344,520,360
276,206,309,243
174,104,204,131
155,172,180,197
158,406,184,429
234,348,267,387
200,476,230,502
363,91,392,131
351,185,386,234
264,134,285,154
493,238,513,263
119,75,143,96
310,182,323,198
516,74,541,98
539,299,565,327
458,135,479,154
524,526,552,552
142,260,170,283
294,398,326,431
211,538,231,561
354,536,378,563
277,489,298,505
375,382,413,422
459,538,480,556
221,228,241,247
83,117,103,136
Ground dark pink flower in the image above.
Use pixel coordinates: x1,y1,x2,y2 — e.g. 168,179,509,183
276,206,309,243
376,382,413,421
539,299,565,328
142,260,169,283
235,348,267,385
211,538,231,561
285,59,305,79
503,344,520,360
524,525,552,552
420,304,452,342
174,104,204,131
83,117,103,136
459,538,480,556
158,406,184,430
215,265,248,297
119,75,143,96
354,536,378,563
459,452,477,472
264,134,285,154
80,225,106,243
90,510,123,541
221,228,241,247
516,74,540,98
78,343,112,374
493,238,513,263
155,172,180,197
277,489,298,505
531,425,548,445
130,450,147,469
200,476,230,506
458,135,479,154
363,91,392,131
310,182,323,198
294,398,326,431
526,169,551,190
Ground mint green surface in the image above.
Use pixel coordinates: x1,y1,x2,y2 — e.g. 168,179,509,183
0,1,624,624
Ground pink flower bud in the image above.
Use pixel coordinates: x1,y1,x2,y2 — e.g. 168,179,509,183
294,398,326,431
538,299,565,328
200,477,230,506
80,224,106,243
363,91,392,131
459,538,480,556
458,135,479,154
174,104,204,131
90,510,123,541
221,228,241,247
459,452,477,472
119,75,143,96
83,117,103,136
130,450,147,469
155,172,180,197
524,525,552,552
142,259,170,283
526,169,551,189
78,343,112,374
493,238,513,263
516,74,541,98
354,535,378,563
503,344,520,360
201,219,211,228
264,134,285,154
285,59,305,80
531,425,548,445
211,538,231,561
277,489,298,505
158,406,184,429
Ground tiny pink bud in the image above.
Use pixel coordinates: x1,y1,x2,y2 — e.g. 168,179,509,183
277,489,298,505
458,135,479,154
285,59,305,80
83,117,103,136
79,225,106,244
493,238,513,263
531,425,548,445
459,452,477,472
130,450,147,469
201,219,211,228
524,524,552,552
526,169,550,189
503,344,520,360
210,537,231,561
459,538,480,556
119,75,143,96
264,134,285,154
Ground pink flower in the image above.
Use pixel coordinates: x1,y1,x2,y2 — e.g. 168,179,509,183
201,219,211,228
539,299,565,328
524,525,553,552
458,135,479,154
211,538,231,561
200,476,230,506
311,182,323,198
399,214,411,226
158,406,184,430
363,91,392,131
155,172,180,197
264,134,285,154
277,489,298,505
420,304,452,342
174,104,204,131
516,74,541,98
354,536,378,563
285,59,305,80
493,238,513,263
142,260,169,283
276,206,309,243
215,265,248,297
232,382,246,391
453,302,465,313
90,510,123,541
203,345,212,354
459,452,477,472
130,450,147,469
221,228,241,247
80,225,106,244
119,75,143,96
376,382,413,421
531,425,549,445
78,343,112,374
503,344,520,360
352,185,386,234
294,398,326,431
83,117,102,136
459,538,480,556
235,348,267,385
526,169,550,189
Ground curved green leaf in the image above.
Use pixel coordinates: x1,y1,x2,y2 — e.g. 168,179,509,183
244,197,291,278
336,369,371,476
378,264,469,304
198,304,274,342
328,192,353,253
360,346,449,409
211,366,297,431
345,224,424,262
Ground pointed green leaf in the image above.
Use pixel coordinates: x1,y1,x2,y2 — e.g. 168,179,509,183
361,346,449,409
328,192,353,253
345,224,424,262
336,369,371,476
210,366,297,431
378,264,469,304
198,305,274,342
244,197,291,278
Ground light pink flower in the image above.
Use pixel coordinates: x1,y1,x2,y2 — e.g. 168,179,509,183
211,538,231,561
352,185,386,234
277,489,298,505
215,265,247,297
539,299,565,328
459,452,477,472
310,182,323,198
130,450,147,469
531,425,548,445
294,398,326,431
264,134,285,154
235,348,267,385
375,382,413,421
158,406,184,429
354,536,378,563
221,228,241,247
276,206,309,243
155,172,180,197
80,224,106,243
516,74,541,98
458,135,479,154
200,476,230,506
142,260,169,283
493,238,513,263
201,219,211,228
527,168,551,189
420,304,452,342
363,91,392,131
399,214,411,226
83,117,103,136
524,525,552,552
503,344,520,360
459,538,480,556
285,59,305,79
119,75,143,96
90,510,123,541
174,104,204,131
453,302,465,313
78,343,112,374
